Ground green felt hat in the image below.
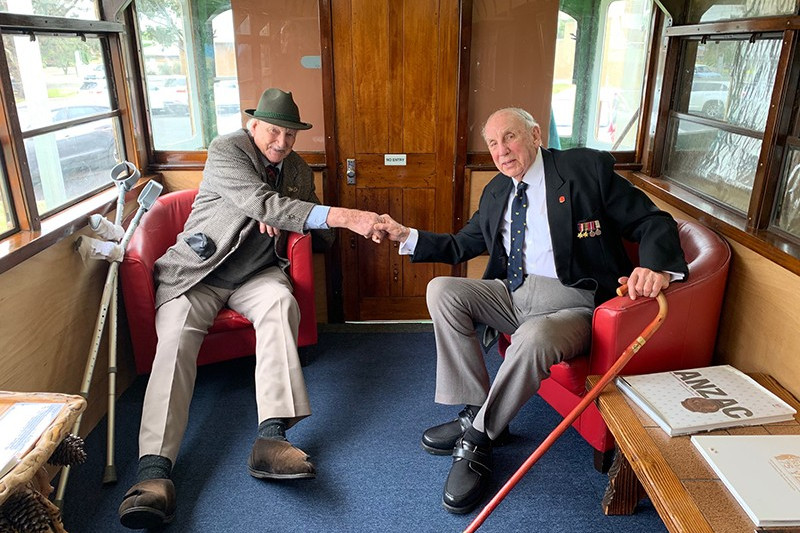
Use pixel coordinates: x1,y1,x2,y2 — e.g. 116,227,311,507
244,88,312,130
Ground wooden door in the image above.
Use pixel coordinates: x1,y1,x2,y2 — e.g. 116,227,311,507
329,0,461,320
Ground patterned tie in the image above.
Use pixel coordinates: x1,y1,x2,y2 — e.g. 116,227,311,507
507,181,528,292
265,164,279,189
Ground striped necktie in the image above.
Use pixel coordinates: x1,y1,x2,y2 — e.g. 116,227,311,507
507,181,528,292
265,164,279,189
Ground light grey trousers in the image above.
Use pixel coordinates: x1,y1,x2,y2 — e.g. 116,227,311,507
426,275,594,440
138,266,309,462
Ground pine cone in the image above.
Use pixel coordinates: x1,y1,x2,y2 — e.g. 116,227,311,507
1,489,52,533
47,434,87,467
0,514,19,533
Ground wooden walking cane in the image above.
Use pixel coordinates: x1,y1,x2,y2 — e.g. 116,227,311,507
463,285,669,533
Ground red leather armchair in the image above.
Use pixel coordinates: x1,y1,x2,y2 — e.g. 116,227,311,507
498,219,731,468
120,188,318,375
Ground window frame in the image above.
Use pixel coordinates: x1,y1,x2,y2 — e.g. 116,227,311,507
0,12,146,274
0,146,17,240
661,31,783,216
0,13,125,231
637,11,800,275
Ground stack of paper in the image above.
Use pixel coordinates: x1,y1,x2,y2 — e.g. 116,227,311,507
0,402,64,479
692,435,800,528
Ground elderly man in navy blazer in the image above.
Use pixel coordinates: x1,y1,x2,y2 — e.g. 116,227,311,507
375,107,688,514
119,88,383,529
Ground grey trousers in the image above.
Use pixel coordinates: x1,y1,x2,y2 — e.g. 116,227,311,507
138,266,309,462
426,275,594,440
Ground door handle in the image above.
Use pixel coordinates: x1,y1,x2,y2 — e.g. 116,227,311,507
346,158,356,185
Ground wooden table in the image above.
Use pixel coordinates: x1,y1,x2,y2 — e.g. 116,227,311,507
587,373,800,533
0,391,86,533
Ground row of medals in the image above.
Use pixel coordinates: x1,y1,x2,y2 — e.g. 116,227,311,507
577,220,601,238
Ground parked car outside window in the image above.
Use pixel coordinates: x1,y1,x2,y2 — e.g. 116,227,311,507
20,104,119,212
214,78,240,114
78,80,107,98
147,75,189,115
694,65,723,79
688,80,730,119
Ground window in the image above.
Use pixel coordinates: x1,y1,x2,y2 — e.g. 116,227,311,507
773,142,800,239
552,11,577,140
551,0,652,151
663,36,781,214
687,0,795,24
638,4,800,269
0,9,125,243
137,0,325,154
4,32,123,215
138,0,204,150
0,0,98,19
137,1,244,150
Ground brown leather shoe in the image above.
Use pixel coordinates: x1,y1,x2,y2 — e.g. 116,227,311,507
118,478,176,529
248,438,316,480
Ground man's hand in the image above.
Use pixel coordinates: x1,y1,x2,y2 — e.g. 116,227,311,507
374,214,411,243
618,268,670,300
259,222,281,237
327,207,385,242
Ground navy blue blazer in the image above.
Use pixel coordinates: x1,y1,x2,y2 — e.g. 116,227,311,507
412,148,688,305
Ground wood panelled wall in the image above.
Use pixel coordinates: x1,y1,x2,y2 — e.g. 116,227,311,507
467,169,800,401
0,212,139,439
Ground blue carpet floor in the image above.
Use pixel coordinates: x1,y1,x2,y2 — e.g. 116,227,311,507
60,328,667,533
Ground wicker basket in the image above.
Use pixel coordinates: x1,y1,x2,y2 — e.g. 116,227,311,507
0,392,86,511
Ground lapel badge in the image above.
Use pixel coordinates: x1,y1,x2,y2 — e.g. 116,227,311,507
577,220,602,238
287,186,298,193
559,195,565,204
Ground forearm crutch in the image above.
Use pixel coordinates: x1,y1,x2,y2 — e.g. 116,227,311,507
464,286,668,533
104,162,142,486
55,179,163,508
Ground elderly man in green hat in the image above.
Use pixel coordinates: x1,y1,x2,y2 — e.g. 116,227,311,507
118,88,382,529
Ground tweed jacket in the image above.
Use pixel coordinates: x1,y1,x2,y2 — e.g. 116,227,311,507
412,147,688,305
154,128,335,308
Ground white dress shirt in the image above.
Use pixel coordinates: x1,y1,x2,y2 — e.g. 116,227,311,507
501,147,557,279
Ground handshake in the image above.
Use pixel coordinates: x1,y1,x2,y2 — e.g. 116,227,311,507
326,208,410,244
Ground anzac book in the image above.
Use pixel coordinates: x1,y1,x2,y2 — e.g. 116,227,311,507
692,435,800,528
616,365,796,436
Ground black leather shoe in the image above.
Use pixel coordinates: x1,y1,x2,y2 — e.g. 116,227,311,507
422,407,511,455
442,437,493,514
118,478,176,529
